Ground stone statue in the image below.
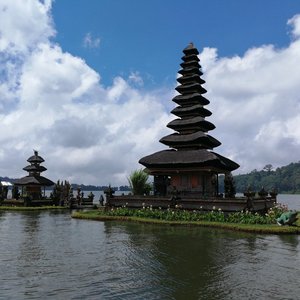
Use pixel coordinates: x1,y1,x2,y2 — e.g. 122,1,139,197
224,172,236,198
88,192,94,202
99,194,104,206
276,211,298,226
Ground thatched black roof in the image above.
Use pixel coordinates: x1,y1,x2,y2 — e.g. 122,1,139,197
177,74,205,85
139,43,239,174
16,150,54,186
23,165,47,172
175,82,207,94
14,175,54,186
160,132,221,149
183,43,199,55
180,60,200,69
27,151,45,163
172,93,209,106
178,67,203,76
139,149,239,172
181,54,199,62
171,104,211,118
167,116,215,132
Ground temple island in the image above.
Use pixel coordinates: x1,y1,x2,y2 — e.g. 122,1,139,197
0,44,277,212
107,43,277,212
1,150,94,208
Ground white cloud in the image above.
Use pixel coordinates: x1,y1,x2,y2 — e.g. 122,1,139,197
128,71,144,86
83,32,100,49
0,0,54,53
0,0,300,186
200,14,300,174
0,1,171,185
288,14,300,38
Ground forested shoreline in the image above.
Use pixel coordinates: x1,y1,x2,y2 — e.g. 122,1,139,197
233,162,300,194
2,161,300,194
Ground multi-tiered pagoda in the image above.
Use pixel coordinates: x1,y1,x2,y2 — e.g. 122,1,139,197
139,43,239,197
14,150,54,199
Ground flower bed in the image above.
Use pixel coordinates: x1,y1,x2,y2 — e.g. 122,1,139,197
72,203,300,234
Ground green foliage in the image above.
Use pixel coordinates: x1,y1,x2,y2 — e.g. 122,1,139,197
91,203,289,225
234,162,300,193
128,169,152,195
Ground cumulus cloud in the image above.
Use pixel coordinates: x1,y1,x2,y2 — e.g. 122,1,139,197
200,14,300,174
0,0,54,53
0,0,300,186
0,0,172,185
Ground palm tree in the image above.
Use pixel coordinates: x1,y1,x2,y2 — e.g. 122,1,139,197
128,169,152,195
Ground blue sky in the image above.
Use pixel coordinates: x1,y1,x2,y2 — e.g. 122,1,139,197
52,0,300,87
0,0,300,185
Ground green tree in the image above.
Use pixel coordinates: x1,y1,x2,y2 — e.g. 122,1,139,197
263,164,273,173
128,169,152,195
234,161,300,193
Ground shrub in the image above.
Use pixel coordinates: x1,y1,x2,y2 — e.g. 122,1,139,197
128,169,152,195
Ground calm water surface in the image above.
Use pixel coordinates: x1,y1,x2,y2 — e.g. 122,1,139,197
0,197,299,299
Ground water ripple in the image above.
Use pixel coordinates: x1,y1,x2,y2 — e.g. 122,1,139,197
0,211,299,299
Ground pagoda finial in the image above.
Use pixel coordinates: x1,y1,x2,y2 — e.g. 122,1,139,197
34,149,38,156
183,43,198,54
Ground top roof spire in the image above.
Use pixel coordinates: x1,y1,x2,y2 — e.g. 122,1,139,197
159,43,220,150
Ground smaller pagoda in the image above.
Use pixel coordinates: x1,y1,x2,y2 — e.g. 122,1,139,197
14,150,54,200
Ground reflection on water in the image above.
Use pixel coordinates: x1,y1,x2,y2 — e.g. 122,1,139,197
0,211,299,299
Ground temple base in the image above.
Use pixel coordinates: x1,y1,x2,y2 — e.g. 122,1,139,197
106,195,276,213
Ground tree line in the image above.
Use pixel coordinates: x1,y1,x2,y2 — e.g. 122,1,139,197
2,161,300,194
232,162,300,194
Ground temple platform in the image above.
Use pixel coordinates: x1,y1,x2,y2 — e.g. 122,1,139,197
107,195,276,213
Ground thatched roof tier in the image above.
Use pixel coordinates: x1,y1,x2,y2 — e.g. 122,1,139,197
139,149,239,172
172,93,210,106
167,116,215,132
178,67,203,76
175,83,207,95
181,54,199,62
183,43,199,55
23,165,47,173
27,151,45,163
160,132,221,149
14,175,54,186
180,60,200,69
171,104,211,118
177,74,205,85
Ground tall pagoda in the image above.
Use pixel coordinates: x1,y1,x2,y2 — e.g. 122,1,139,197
14,150,54,199
139,43,239,197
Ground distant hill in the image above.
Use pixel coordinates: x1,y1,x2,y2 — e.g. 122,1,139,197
0,176,17,183
233,162,300,194
0,177,131,192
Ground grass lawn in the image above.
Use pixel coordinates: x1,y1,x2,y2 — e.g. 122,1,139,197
72,209,300,235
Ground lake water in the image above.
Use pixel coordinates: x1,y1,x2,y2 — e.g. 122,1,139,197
0,195,299,299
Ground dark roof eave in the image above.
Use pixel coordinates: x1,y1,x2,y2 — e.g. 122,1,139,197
139,150,239,172
14,175,55,186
